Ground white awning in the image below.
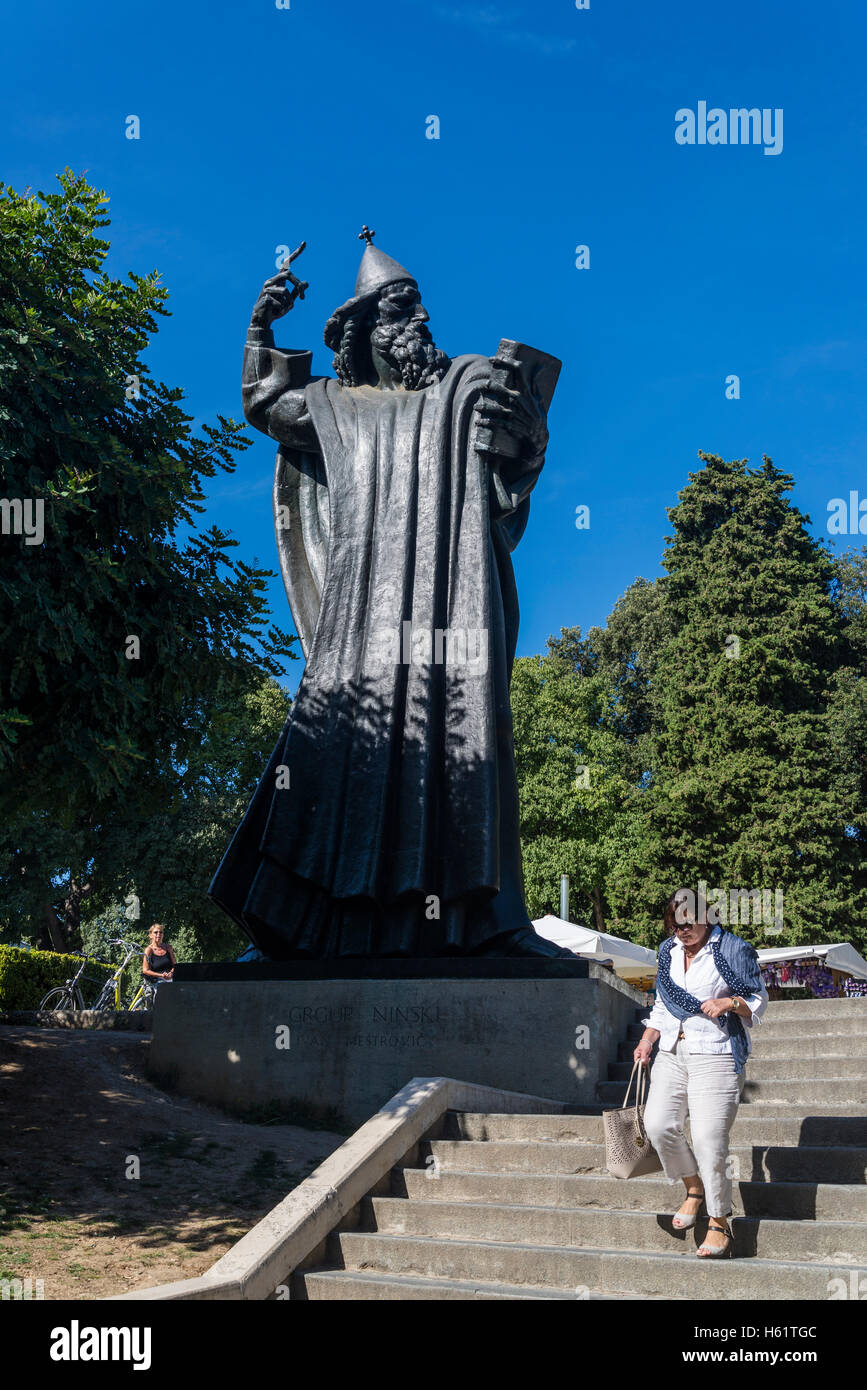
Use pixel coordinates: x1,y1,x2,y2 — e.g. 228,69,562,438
756,942,867,980
532,915,657,979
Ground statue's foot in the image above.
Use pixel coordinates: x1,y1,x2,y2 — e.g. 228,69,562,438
469,927,576,959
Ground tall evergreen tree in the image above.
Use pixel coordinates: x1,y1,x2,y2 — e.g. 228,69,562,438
827,546,867,859
628,453,866,947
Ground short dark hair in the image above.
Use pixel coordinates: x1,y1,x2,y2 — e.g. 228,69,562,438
663,887,695,937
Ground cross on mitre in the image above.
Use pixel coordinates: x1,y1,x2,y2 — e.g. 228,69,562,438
358,225,376,245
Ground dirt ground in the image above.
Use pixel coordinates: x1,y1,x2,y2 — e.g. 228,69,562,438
0,1025,348,1300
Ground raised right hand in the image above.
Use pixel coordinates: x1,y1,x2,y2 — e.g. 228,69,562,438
250,243,308,328
250,268,300,328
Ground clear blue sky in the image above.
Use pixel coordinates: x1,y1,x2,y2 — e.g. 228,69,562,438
4,0,866,689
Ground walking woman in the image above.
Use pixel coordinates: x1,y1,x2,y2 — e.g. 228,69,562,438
634,888,769,1258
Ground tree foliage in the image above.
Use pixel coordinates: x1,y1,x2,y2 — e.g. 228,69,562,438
0,172,297,951
512,649,636,930
514,455,867,951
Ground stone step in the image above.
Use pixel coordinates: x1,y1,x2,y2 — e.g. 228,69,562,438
746,1056,867,1079
294,1269,663,1300
629,1014,867,1040
446,1113,604,1143
749,1035,867,1059
752,1017,867,1037
367,1196,867,1263
421,1138,867,1183
398,1167,867,1221
447,1110,867,1147
742,1078,867,1103
335,1231,865,1299
631,997,867,1016
598,1078,866,1105
618,1035,867,1063
729,1114,867,1145
608,1057,867,1083
726,1102,867,1120
752,998,867,1019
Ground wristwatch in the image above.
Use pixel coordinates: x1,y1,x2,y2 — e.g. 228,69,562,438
729,996,742,1013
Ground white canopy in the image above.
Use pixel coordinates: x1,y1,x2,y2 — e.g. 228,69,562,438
756,942,867,981
532,914,657,980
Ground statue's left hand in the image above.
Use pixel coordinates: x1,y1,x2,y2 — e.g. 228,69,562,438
474,373,548,457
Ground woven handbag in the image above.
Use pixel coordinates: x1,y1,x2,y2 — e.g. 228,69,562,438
603,1059,663,1179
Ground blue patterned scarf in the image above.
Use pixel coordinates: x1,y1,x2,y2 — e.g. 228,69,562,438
655,928,763,1074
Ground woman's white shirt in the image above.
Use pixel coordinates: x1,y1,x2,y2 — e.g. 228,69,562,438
643,927,769,1056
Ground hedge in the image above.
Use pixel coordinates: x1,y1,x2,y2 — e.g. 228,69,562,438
0,945,115,1011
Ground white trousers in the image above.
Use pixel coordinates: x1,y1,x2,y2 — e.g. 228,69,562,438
643,1040,745,1218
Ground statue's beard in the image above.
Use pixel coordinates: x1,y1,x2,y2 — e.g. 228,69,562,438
370,317,450,390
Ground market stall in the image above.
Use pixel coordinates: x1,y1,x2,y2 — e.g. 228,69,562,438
756,942,867,1000
532,914,657,984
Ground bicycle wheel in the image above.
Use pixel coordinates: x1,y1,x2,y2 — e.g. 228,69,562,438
38,986,82,1011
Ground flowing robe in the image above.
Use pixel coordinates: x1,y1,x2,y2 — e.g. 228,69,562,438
209,325,561,956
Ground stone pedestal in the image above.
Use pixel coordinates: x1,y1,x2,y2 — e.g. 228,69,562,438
148,959,644,1129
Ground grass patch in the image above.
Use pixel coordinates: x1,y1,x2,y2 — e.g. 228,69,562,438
0,1188,52,1235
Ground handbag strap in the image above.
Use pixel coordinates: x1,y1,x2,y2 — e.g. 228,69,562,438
621,1060,651,1144
621,1059,648,1111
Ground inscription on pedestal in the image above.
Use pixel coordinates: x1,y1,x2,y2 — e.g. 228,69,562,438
288,1002,446,1050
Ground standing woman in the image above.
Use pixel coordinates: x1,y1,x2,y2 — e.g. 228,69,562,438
142,923,176,990
634,887,769,1258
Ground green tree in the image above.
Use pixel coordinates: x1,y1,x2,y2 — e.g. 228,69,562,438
630,453,866,948
513,583,666,936
0,172,297,948
548,576,669,786
512,649,636,930
827,546,867,857
77,673,292,963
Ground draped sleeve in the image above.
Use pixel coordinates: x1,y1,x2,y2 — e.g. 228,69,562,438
242,327,319,453
241,327,330,657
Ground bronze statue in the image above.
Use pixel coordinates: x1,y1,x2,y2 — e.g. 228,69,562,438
210,231,570,958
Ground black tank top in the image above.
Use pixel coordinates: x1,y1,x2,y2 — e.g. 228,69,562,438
148,948,172,973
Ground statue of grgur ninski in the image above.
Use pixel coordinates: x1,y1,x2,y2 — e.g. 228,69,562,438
210,228,571,960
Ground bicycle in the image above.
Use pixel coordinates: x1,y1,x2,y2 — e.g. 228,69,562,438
37,953,104,1012
91,938,151,1012
126,978,158,1012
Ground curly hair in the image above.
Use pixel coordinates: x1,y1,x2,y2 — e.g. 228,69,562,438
329,306,375,387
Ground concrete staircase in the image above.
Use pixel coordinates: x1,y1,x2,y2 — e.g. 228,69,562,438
293,997,867,1299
